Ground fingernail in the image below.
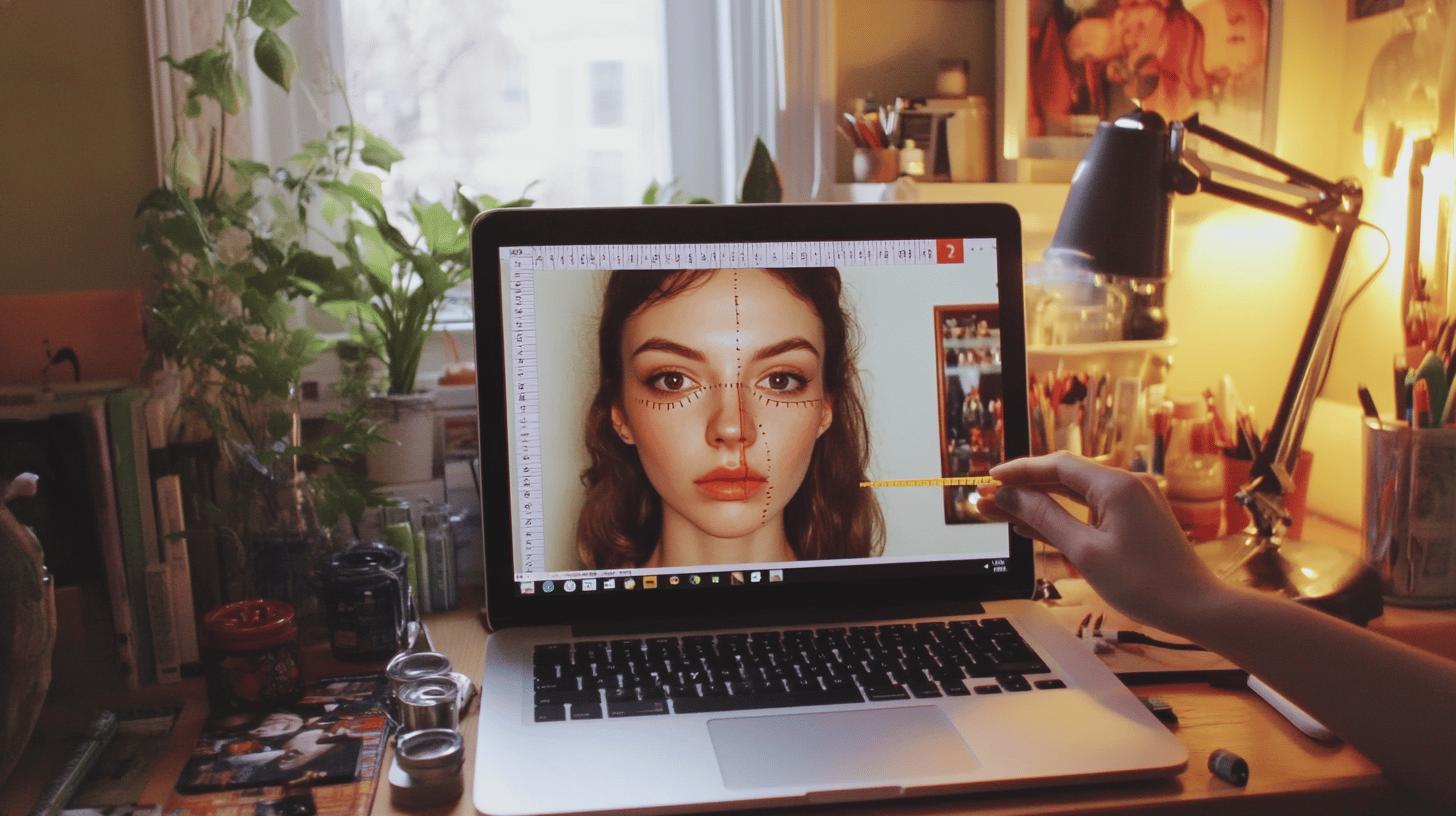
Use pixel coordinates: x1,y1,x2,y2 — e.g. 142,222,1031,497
995,487,1021,511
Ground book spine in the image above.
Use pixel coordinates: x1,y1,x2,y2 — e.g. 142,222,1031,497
144,563,181,684
82,397,140,689
106,389,155,685
156,474,199,664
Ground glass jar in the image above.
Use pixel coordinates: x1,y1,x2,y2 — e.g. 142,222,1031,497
1164,399,1224,500
317,542,408,662
419,505,459,612
201,599,303,712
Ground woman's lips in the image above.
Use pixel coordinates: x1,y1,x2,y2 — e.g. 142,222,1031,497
694,466,768,501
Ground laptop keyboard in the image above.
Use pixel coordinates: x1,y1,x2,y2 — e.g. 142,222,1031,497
531,618,1062,722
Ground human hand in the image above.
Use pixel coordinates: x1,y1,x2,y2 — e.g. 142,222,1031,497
986,453,1227,635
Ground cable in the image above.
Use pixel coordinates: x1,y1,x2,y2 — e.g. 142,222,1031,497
1110,631,1208,651
1315,218,1392,395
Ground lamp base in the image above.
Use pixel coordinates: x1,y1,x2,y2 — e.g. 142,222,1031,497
1192,532,1384,625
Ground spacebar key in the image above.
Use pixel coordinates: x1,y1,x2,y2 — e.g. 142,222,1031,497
674,688,864,714
607,699,668,717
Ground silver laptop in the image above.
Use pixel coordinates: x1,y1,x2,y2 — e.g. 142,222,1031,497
469,204,1185,815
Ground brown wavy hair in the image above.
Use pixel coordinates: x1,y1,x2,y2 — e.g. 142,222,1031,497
577,267,884,568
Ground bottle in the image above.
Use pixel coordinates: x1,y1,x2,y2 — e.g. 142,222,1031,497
1164,398,1225,539
900,139,926,178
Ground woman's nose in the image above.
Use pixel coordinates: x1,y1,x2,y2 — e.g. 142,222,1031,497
706,383,756,447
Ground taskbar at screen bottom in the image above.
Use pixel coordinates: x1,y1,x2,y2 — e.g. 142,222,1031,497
516,557,1012,597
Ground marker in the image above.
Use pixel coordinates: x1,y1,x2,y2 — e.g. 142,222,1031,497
859,476,1001,488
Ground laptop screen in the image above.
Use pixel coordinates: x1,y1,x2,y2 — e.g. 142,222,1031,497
499,238,1012,597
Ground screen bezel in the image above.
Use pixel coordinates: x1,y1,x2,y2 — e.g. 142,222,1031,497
471,203,1032,630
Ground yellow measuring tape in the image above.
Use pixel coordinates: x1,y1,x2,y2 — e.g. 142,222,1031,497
858,476,1000,488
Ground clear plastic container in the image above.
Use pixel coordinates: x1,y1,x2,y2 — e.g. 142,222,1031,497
1164,398,1223,501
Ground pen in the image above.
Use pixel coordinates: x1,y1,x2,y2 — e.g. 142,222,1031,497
1413,379,1431,428
1356,384,1380,421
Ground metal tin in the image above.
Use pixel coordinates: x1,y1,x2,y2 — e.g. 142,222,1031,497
386,650,453,697
395,727,466,808
398,677,460,733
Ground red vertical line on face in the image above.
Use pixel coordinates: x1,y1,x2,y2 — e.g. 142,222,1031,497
732,271,749,488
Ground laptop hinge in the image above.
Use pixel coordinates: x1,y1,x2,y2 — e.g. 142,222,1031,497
571,599,987,637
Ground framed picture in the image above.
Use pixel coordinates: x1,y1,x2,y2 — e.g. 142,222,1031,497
996,0,1282,181
934,305,1004,525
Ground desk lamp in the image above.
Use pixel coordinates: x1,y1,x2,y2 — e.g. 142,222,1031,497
1047,110,1384,624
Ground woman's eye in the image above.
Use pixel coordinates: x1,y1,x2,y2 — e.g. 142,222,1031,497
646,371,698,393
758,371,808,394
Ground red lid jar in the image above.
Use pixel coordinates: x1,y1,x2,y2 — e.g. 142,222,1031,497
201,599,303,712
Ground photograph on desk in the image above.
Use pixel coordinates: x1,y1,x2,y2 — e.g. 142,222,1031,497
171,676,390,803
935,305,1005,524
500,239,1018,581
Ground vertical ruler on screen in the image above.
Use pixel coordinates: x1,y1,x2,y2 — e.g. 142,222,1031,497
507,250,546,576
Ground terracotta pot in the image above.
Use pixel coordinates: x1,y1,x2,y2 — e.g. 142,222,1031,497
0,474,56,787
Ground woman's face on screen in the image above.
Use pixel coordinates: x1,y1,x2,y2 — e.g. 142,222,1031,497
611,269,833,547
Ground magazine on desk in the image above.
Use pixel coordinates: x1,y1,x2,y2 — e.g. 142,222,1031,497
164,675,391,816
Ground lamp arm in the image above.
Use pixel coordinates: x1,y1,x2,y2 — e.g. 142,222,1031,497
1171,116,1364,537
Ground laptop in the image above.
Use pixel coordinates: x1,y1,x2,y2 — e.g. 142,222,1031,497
469,203,1186,815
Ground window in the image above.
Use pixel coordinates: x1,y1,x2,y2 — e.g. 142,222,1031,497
339,0,671,207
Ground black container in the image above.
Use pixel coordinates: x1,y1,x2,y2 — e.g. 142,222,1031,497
318,543,407,661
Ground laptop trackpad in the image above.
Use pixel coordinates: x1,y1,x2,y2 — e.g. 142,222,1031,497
708,706,978,790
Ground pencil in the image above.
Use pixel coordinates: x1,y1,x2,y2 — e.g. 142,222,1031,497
859,476,1001,488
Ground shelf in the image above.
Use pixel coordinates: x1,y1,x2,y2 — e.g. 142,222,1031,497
1025,338,1177,381
830,182,1071,235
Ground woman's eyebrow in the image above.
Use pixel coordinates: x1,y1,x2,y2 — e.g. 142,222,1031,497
751,337,821,361
631,337,705,361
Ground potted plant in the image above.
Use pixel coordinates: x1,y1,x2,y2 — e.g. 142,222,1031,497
317,180,532,483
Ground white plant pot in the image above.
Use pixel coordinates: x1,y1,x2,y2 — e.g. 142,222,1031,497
366,393,436,484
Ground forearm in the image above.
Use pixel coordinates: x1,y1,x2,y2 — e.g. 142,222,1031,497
1176,586,1456,809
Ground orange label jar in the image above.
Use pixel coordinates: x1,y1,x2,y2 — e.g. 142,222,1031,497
201,599,303,712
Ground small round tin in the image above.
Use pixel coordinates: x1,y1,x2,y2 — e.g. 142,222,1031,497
394,728,465,806
398,677,460,733
385,651,453,697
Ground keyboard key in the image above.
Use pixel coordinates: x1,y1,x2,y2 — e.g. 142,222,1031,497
674,687,863,714
864,685,911,701
908,682,943,698
1035,679,1067,690
941,681,972,696
998,673,1032,692
990,659,1050,675
570,703,603,720
608,699,669,717
534,704,566,721
973,684,1002,694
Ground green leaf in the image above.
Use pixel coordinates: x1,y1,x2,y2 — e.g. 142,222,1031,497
254,29,297,92
136,187,186,217
352,223,399,283
454,184,481,227
184,97,202,118
265,410,294,442
248,0,300,30
319,179,385,220
360,129,404,171
412,200,467,256
641,180,661,205
227,157,271,182
173,138,204,191
738,137,783,203
349,171,384,202
159,216,207,255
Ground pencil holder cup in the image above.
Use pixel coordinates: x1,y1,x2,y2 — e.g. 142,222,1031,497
1362,419,1456,607
852,148,900,183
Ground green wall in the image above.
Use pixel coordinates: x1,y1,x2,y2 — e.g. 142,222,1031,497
0,1,155,293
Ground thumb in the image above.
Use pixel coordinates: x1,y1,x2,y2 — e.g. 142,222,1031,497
995,487,1089,559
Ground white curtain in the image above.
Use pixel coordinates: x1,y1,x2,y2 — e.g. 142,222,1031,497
144,0,345,181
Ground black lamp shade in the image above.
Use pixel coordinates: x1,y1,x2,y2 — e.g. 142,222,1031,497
1047,111,1174,280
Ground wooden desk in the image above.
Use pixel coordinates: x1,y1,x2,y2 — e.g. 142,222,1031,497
4,515,1450,815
